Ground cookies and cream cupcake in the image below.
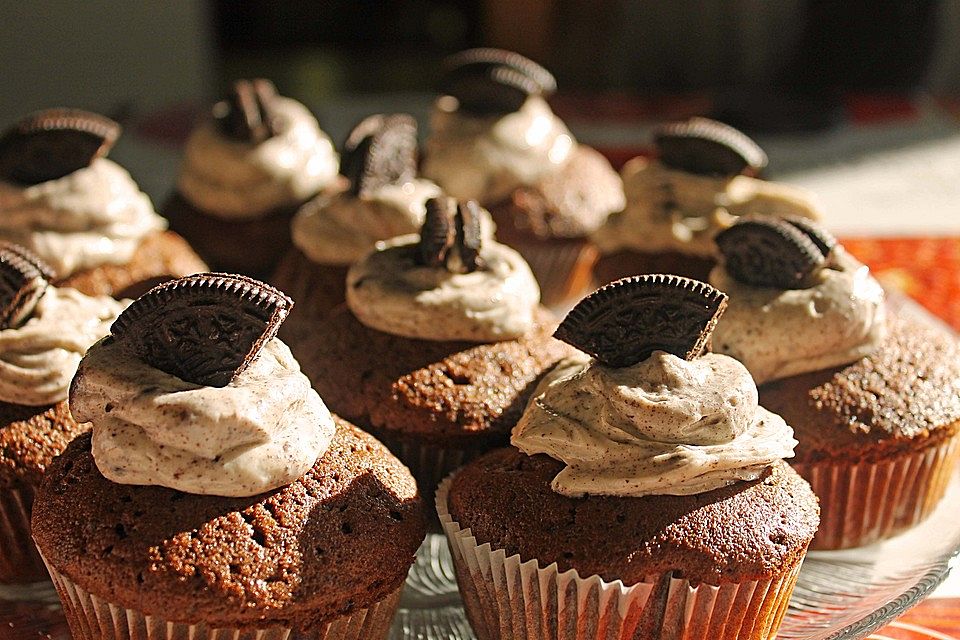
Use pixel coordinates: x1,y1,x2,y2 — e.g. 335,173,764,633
711,216,960,549
0,109,207,298
0,244,126,583
31,273,425,638
272,113,441,338
164,79,341,277
593,118,821,285
438,275,818,639
422,49,624,307
293,197,572,510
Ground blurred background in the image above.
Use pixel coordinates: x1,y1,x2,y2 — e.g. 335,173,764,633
1,0,959,236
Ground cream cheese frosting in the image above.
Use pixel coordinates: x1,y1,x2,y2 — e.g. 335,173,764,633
422,95,576,205
346,234,540,342
512,351,796,497
0,158,167,277
0,287,125,406
292,179,442,266
592,158,821,257
710,248,887,384
74,338,334,497
178,96,339,219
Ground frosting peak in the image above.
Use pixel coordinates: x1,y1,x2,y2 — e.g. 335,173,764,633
74,338,334,497
0,287,126,406
512,351,796,497
710,247,887,384
346,234,540,342
0,158,167,276
178,96,339,219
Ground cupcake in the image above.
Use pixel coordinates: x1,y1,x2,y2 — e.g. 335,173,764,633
31,273,425,638
293,197,572,508
272,113,441,339
0,244,125,583
164,79,341,278
0,108,207,298
592,117,820,286
710,216,960,549
421,48,624,307
438,275,819,640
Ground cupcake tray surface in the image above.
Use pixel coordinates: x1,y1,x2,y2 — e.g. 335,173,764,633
2,296,958,640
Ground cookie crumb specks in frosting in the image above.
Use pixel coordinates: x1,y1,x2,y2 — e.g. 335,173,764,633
72,273,334,497
513,275,797,498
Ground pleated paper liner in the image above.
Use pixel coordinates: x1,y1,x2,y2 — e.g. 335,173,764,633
505,236,599,309
39,554,404,640
795,433,960,550
0,484,48,584
436,475,807,640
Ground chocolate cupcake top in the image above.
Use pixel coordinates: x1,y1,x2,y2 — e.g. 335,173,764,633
511,275,796,497
0,109,167,277
0,243,126,406
70,273,334,497
710,217,887,384
592,118,821,258
178,79,339,220
422,49,577,206
345,197,540,342
291,114,442,266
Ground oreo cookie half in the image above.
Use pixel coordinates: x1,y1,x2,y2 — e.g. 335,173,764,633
111,273,293,387
440,48,557,115
555,274,728,368
417,197,485,273
0,109,120,185
0,244,55,330
340,113,418,197
214,78,281,144
654,117,767,178
716,216,835,289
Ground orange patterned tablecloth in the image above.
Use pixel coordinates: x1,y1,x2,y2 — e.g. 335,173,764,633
843,237,960,331
871,598,960,638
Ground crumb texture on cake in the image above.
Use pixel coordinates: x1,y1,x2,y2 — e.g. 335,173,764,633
0,400,87,489
300,305,571,446
447,448,819,587
31,418,425,630
760,313,960,462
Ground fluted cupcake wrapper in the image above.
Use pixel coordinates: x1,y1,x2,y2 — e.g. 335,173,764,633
436,475,805,640
795,434,960,550
0,484,48,584
507,237,599,309
39,554,403,640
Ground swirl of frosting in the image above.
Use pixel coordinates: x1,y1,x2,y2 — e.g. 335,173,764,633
422,96,576,205
74,338,334,497
346,234,540,342
0,159,167,277
592,158,821,257
177,96,339,219
292,179,442,266
0,287,126,406
710,247,887,384
512,351,796,497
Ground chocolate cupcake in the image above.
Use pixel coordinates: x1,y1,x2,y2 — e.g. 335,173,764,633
31,273,425,639
0,244,126,583
710,217,960,549
164,79,341,278
421,49,624,307
0,108,207,298
592,117,821,286
293,197,572,510
438,275,818,639
272,113,441,337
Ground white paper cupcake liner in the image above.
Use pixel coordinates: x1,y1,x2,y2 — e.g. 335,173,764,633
794,433,960,550
436,475,805,640
40,554,403,640
0,484,48,583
